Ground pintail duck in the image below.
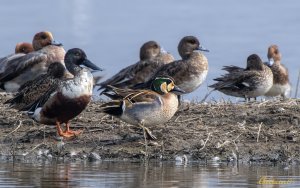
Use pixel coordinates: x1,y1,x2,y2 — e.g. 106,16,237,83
10,48,102,138
209,54,273,99
98,41,174,92
133,36,209,94
0,42,34,75
100,77,184,141
264,45,291,98
0,31,65,92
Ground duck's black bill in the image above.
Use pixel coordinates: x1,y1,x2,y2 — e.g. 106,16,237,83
51,40,63,46
196,45,209,52
82,59,103,71
172,85,185,94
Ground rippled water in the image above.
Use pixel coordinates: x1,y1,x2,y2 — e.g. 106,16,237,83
0,0,299,100
0,161,299,188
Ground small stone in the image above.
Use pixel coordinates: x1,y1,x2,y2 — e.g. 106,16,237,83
88,152,101,161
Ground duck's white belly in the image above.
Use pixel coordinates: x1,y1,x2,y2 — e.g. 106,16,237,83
179,70,208,93
265,83,291,97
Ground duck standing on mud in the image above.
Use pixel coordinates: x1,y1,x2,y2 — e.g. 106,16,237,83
264,45,291,98
0,31,65,92
98,40,174,94
209,54,273,100
133,36,209,94
99,77,184,148
6,48,102,138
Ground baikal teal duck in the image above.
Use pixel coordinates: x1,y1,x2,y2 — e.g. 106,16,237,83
99,77,184,145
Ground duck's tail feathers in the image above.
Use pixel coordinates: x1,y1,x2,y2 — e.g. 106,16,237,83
99,100,124,117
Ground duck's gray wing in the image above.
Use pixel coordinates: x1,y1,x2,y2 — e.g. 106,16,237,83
0,51,47,82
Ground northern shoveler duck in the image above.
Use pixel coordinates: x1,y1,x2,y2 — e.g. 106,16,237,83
264,45,291,98
0,42,34,75
98,40,174,92
12,48,102,138
5,62,72,110
133,36,209,94
99,76,184,142
209,54,273,99
0,31,65,92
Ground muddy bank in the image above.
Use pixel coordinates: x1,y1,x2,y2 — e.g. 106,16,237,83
0,93,299,164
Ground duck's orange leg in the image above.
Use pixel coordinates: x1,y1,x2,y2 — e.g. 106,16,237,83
56,121,82,138
65,121,82,135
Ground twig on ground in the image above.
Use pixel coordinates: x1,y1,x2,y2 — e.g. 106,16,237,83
174,115,181,122
199,133,211,151
176,117,199,123
257,122,263,142
200,89,215,103
23,143,44,156
4,120,23,137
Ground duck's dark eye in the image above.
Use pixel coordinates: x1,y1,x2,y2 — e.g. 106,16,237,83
153,44,158,48
190,40,196,44
41,35,47,40
75,52,80,56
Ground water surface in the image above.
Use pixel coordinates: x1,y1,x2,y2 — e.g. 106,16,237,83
0,161,299,188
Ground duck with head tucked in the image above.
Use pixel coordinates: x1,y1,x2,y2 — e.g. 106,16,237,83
264,45,291,98
209,54,273,100
100,77,184,144
98,40,174,94
0,31,65,92
133,36,209,94
9,48,102,138
0,42,34,75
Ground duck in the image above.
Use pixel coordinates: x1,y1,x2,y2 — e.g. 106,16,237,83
15,42,34,54
0,42,34,75
133,36,209,94
98,40,174,93
209,54,273,100
264,45,291,98
99,76,184,141
0,31,65,92
10,48,102,138
4,62,72,110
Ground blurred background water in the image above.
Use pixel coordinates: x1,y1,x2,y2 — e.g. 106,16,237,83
0,0,299,101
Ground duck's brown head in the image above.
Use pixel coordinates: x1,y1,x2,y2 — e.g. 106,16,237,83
139,41,161,61
267,45,281,64
178,36,209,59
246,54,264,71
32,31,62,50
15,42,34,54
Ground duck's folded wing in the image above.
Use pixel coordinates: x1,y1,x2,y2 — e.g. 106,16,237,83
104,85,158,103
5,74,47,105
222,65,244,73
210,71,259,90
0,52,47,82
20,81,60,112
0,54,26,73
